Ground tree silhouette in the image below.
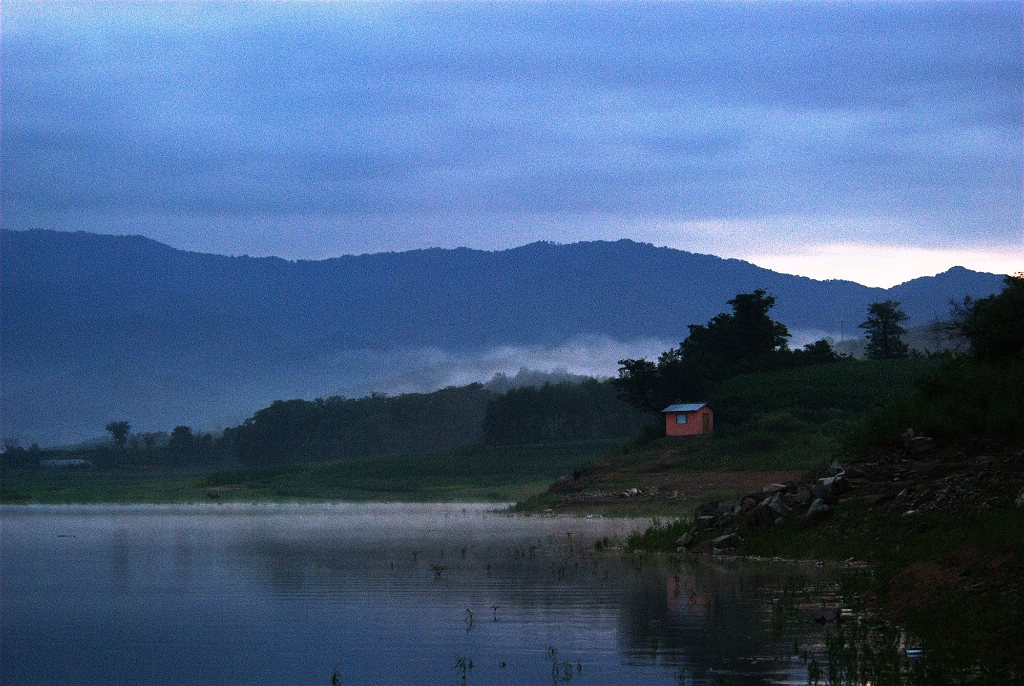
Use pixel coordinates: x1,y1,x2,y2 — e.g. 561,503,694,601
616,289,793,411
169,425,195,453
859,301,909,359
105,420,131,449
943,274,1023,362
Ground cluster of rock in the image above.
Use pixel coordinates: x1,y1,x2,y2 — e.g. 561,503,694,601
680,469,851,551
678,432,1024,552
609,486,674,499
547,483,681,504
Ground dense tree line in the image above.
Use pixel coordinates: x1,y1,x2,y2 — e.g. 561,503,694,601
863,274,1023,445
226,379,650,464
941,274,1023,362
481,378,653,445
5,376,652,469
223,385,493,465
614,290,844,413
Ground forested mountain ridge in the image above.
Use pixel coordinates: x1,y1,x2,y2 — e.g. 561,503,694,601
1,229,1006,445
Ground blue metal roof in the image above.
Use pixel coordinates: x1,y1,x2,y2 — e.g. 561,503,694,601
662,403,707,413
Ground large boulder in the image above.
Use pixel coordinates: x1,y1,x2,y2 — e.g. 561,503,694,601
711,532,739,549
695,501,719,518
767,493,788,517
908,436,936,454
740,495,761,512
748,502,776,527
792,485,813,507
811,475,850,503
717,501,738,516
806,498,832,523
902,429,936,454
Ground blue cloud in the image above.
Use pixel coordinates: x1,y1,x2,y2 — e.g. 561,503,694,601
2,1,1020,259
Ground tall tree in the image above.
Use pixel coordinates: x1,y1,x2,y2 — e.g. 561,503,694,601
105,420,131,449
859,301,910,359
614,358,661,412
169,425,195,453
692,290,786,376
616,289,792,411
943,274,1023,362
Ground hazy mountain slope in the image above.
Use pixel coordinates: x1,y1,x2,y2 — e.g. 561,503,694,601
1,230,1005,445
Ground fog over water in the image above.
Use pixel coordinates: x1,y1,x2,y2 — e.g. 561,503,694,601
2,504,846,685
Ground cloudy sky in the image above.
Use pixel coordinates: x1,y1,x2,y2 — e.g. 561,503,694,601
3,1,1021,287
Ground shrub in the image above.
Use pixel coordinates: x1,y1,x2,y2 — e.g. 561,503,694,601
853,358,1024,448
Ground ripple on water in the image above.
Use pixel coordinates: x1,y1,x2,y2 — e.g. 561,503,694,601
3,503,837,686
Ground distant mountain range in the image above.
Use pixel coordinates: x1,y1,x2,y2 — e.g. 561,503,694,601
1,229,1006,446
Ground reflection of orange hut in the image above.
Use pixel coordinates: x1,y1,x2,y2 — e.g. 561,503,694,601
666,574,714,617
662,403,713,437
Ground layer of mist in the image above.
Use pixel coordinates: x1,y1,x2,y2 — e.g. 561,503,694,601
7,336,674,447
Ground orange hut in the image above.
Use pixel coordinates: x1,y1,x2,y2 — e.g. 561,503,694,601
662,403,713,437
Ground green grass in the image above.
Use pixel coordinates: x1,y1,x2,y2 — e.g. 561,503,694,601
603,359,944,477
853,359,1024,449
625,518,690,550
603,415,846,478
198,440,618,502
0,466,216,504
711,358,943,425
1,440,620,505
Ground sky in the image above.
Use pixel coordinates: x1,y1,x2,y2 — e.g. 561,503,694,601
2,1,1021,288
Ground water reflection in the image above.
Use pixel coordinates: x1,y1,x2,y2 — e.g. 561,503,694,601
2,504,843,685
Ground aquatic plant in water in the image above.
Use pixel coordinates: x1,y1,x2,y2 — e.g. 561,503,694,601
453,656,473,686
821,620,912,686
547,645,578,684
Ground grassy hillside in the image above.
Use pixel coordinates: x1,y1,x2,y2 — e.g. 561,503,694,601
519,358,945,513
196,440,617,502
0,466,211,504
627,358,936,469
1,440,617,504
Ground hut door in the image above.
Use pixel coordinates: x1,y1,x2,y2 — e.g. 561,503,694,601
702,413,711,434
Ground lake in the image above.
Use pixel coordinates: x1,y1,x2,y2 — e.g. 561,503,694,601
1,504,842,685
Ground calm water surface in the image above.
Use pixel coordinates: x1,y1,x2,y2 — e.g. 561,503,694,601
1,504,840,685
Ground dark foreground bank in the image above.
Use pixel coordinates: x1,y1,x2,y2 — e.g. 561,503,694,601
630,438,1024,685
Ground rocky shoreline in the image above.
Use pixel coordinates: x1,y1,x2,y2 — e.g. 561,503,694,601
675,431,1024,555
536,430,1024,680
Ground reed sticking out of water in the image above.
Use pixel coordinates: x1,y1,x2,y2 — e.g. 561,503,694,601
453,656,472,686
